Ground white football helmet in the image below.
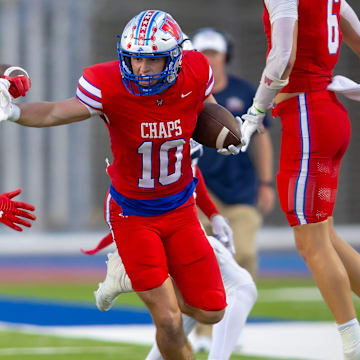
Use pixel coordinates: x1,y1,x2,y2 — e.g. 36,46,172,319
118,10,184,96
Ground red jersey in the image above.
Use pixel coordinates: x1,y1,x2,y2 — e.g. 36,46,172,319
263,0,342,92
76,50,214,215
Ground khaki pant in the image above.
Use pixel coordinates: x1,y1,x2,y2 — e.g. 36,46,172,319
196,192,262,338
198,190,262,279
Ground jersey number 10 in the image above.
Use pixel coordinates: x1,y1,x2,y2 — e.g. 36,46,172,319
138,139,186,188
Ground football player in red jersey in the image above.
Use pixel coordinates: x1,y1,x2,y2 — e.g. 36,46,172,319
81,139,256,360
0,65,35,231
221,0,360,358
0,11,227,359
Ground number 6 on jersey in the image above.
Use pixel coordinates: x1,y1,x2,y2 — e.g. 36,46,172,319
327,0,340,54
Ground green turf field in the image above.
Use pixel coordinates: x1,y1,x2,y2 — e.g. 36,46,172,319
0,330,292,360
0,277,358,360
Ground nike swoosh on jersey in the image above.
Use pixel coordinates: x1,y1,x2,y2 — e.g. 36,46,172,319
181,91,192,98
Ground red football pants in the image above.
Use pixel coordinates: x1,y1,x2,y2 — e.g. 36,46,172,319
273,91,350,226
105,193,226,311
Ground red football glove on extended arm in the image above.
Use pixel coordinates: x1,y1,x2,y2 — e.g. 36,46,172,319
1,75,31,98
0,189,36,231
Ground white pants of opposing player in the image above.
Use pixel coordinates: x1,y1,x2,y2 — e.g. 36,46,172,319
146,236,257,360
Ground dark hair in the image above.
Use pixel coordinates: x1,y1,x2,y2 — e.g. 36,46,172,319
192,27,234,63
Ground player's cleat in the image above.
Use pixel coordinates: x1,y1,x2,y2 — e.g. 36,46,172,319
344,347,360,360
94,251,133,312
343,342,360,360
341,323,360,360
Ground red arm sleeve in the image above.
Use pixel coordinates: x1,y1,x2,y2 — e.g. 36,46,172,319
194,165,219,219
80,232,113,255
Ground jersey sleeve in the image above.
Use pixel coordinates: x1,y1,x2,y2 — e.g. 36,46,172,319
205,65,214,97
187,50,214,100
76,66,103,113
194,165,219,219
264,0,298,24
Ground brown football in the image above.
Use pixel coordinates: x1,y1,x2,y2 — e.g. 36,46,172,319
192,102,242,149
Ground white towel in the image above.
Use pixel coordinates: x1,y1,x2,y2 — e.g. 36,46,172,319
327,75,360,101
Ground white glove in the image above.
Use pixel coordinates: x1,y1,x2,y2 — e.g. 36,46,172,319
217,116,243,156
240,102,265,152
0,78,12,122
210,214,235,254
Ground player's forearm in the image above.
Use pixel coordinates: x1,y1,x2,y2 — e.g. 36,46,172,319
16,98,91,127
251,130,273,184
255,18,297,111
16,102,67,127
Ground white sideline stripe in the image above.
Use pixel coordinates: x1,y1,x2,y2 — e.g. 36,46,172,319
258,287,360,303
258,287,322,302
0,321,343,360
2,226,360,254
215,127,229,149
0,346,125,355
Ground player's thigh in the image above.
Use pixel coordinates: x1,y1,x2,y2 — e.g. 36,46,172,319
276,92,350,226
107,197,168,291
293,219,333,257
277,163,339,226
165,206,226,312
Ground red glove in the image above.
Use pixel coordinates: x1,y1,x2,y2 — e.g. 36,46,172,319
1,75,31,98
0,189,36,231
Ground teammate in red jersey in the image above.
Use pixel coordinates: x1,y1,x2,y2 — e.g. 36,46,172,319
221,0,360,358
0,10,227,359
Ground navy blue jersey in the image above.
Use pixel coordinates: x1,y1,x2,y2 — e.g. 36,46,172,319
198,75,270,205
